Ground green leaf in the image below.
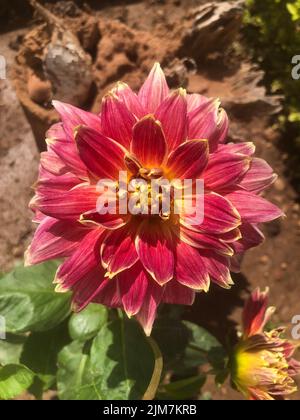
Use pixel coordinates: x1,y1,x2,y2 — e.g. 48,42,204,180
0,261,71,333
57,340,98,400
0,364,34,400
69,304,108,341
152,318,191,370
182,320,221,369
153,318,224,374
0,334,26,365
20,321,70,389
158,375,206,400
57,318,162,400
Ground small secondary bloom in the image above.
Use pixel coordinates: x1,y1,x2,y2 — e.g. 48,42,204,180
26,63,282,335
231,288,300,400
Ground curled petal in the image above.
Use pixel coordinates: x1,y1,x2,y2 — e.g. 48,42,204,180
188,99,228,152
101,224,139,277
118,263,148,317
242,287,275,338
112,82,145,118
232,223,265,254
25,217,89,266
239,158,277,193
135,219,174,285
131,115,168,167
175,241,210,291
226,190,283,224
100,93,137,148
75,125,126,179
135,278,165,336
199,250,233,289
166,139,208,179
155,89,188,150
203,153,251,192
138,63,169,113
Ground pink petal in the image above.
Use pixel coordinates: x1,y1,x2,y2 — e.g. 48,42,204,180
226,190,283,223
188,99,228,152
80,210,127,230
138,63,169,113
203,152,251,191
55,228,104,292
91,277,122,310
217,142,256,156
75,125,126,179
112,82,145,118
288,358,300,377
239,158,277,193
179,225,234,257
166,139,208,179
46,123,88,179
131,115,168,167
40,148,68,176
162,281,195,305
36,166,80,194
135,278,165,336
118,263,148,317
242,288,275,338
187,93,209,113
136,219,174,285
72,267,113,312
155,89,188,150
52,100,101,138
100,93,136,148
25,217,89,266
232,223,265,254
175,241,210,291
218,228,242,243
199,250,233,289
31,184,98,221
181,192,241,234
101,224,139,277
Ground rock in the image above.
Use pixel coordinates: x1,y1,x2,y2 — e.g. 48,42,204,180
27,72,52,105
30,0,93,106
179,1,244,61
164,58,196,88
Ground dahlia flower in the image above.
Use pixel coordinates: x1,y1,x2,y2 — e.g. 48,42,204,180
26,63,282,335
231,288,300,400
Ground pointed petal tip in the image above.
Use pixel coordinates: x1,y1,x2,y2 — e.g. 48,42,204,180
55,283,68,293
24,248,32,267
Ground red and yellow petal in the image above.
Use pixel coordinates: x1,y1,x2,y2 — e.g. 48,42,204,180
166,139,208,180
155,88,188,151
138,62,169,113
131,115,168,168
100,92,137,148
135,219,175,285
